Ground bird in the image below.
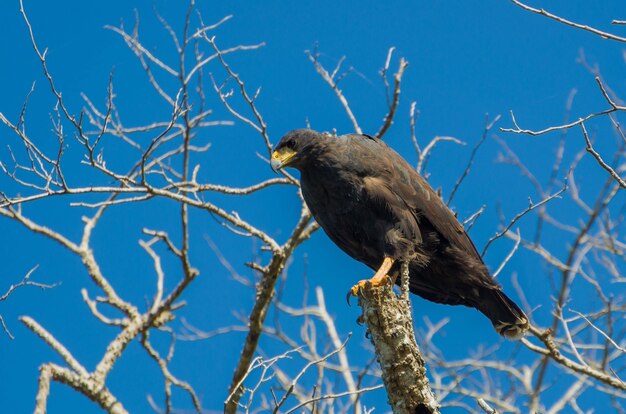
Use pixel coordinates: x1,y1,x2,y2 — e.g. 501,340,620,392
270,128,529,339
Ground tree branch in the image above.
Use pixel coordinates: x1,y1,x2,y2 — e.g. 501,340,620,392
357,264,440,414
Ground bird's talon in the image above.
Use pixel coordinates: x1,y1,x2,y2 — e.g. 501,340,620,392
346,275,392,306
346,280,368,305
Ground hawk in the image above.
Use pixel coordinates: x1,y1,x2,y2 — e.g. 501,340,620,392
271,129,529,339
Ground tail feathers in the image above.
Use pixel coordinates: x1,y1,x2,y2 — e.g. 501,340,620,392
476,288,529,340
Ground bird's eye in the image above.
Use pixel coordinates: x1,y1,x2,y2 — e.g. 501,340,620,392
286,139,296,149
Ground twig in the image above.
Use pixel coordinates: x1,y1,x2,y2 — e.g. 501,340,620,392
375,52,408,139
273,336,351,412
492,228,521,278
306,50,362,135
510,0,626,43
580,122,626,188
416,136,465,175
477,398,499,414
482,186,566,257
447,114,500,205
523,326,626,391
284,385,384,414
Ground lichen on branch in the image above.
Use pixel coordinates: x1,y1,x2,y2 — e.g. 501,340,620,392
357,265,440,414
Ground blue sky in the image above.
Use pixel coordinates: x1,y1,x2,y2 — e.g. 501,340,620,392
1,1,625,413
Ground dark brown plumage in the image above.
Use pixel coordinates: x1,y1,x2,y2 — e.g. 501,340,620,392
271,128,529,339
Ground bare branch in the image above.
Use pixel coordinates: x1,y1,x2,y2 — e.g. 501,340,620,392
375,54,409,139
20,316,89,377
580,122,626,188
305,49,362,135
523,326,626,391
482,185,566,257
447,114,500,205
357,270,440,413
511,0,626,43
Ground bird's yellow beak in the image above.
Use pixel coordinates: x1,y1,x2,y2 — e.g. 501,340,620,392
270,147,296,172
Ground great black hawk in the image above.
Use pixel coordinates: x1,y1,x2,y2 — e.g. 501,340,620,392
271,129,529,339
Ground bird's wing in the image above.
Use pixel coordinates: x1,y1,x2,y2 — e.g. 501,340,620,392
361,175,423,245
349,134,483,261
407,167,483,260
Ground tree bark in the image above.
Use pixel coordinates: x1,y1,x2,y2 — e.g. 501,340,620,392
357,264,440,414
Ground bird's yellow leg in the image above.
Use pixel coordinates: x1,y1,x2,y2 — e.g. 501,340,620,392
347,256,395,302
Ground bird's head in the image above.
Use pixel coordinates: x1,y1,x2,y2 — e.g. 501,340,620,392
270,129,322,172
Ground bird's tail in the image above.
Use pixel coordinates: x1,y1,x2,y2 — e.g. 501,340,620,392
475,288,529,340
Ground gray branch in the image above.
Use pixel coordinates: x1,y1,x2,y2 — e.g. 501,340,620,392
357,265,440,414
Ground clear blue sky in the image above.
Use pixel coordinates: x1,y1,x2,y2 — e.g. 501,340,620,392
1,1,624,412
